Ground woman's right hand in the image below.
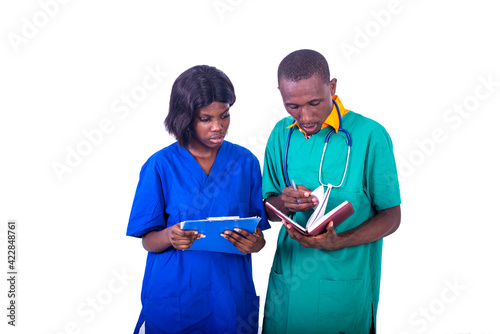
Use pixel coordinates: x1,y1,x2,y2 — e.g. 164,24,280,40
142,223,203,253
166,223,203,250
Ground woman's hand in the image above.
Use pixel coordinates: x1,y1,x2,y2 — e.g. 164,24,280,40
167,223,204,250
142,223,202,253
222,227,266,254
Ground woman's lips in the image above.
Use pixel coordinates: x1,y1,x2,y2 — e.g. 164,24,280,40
209,134,225,143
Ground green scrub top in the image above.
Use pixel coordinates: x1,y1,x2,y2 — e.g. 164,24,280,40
262,111,401,334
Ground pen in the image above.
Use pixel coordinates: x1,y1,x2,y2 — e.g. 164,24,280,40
291,180,301,204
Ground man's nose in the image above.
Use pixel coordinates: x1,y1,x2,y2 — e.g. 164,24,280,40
299,107,313,124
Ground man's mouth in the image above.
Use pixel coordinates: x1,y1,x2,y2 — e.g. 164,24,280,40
300,124,318,134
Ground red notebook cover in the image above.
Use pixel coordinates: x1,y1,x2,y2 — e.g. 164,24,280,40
265,201,354,236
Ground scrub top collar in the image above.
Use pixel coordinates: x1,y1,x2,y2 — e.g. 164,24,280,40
176,140,229,184
287,95,350,136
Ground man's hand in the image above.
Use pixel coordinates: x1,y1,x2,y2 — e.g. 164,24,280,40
280,184,318,212
222,227,266,254
264,184,319,221
283,221,342,250
282,205,401,251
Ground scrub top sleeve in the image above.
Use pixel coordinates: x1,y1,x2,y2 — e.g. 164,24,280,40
249,155,271,231
365,126,402,211
262,125,284,200
126,158,167,238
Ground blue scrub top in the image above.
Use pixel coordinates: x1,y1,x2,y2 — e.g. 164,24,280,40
127,141,270,334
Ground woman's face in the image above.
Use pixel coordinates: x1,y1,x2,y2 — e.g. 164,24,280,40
190,101,231,152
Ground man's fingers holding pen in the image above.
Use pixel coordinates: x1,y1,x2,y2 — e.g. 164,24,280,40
281,190,317,213
282,185,310,198
282,186,318,204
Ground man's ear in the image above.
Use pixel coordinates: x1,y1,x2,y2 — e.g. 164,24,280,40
330,78,337,96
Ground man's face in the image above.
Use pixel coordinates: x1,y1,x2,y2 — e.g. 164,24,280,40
278,74,336,135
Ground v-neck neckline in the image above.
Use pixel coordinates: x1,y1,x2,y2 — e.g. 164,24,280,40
177,141,228,186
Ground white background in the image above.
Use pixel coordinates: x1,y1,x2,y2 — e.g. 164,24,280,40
1,0,499,333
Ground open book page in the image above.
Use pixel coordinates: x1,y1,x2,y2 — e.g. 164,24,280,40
265,200,354,236
306,185,332,229
306,201,354,235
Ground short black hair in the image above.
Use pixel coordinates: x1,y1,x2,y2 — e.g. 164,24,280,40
164,65,236,147
277,49,330,85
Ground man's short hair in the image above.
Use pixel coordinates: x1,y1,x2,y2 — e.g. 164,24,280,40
164,65,236,147
278,49,330,85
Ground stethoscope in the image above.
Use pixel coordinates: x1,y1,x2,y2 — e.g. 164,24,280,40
284,99,352,189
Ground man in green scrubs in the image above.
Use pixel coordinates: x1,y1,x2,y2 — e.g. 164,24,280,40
262,49,401,334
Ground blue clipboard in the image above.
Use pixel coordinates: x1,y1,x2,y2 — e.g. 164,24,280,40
180,216,261,255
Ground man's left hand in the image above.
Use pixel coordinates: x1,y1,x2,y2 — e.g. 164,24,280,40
282,205,401,251
283,221,343,250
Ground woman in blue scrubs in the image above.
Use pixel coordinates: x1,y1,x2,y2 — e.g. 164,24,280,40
127,65,270,334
